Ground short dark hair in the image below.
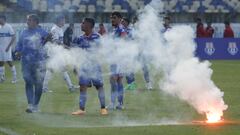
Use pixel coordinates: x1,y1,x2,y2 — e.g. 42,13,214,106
224,21,230,25
84,18,95,28
207,21,212,25
0,15,6,21
69,23,74,26
27,14,39,24
164,16,170,21
111,11,122,18
196,18,202,22
122,17,130,25
55,15,65,23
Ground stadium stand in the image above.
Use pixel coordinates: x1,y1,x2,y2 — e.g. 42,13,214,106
1,0,240,25
1,0,239,13
163,0,239,13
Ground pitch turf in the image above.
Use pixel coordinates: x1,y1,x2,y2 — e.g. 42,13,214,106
0,60,240,135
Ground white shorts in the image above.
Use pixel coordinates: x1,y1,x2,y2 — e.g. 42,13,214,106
0,45,12,61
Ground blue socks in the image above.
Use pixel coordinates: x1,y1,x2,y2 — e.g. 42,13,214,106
79,90,87,110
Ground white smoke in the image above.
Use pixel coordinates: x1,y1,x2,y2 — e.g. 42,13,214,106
135,0,228,121
98,35,142,75
45,43,88,75
45,0,228,121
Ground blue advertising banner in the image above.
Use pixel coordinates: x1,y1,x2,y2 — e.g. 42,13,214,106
195,38,240,60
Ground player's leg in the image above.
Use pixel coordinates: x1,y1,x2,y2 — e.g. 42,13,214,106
93,66,108,115
72,75,89,115
125,73,136,90
126,73,135,84
109,75,118,109
62,70,75,92
96,85,108,115
0,47,6,82
116,76,124,110
0,61,5,82
42,69,53,92
5,46,17,83
33,61,46,112
108,64,119,110
142,62,153,90
72,85,87,115
22,63,34,113
6,61,17,83
108,76,119,110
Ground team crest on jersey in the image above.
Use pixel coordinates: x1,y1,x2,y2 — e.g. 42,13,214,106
227,42,238,55
204,42,215,55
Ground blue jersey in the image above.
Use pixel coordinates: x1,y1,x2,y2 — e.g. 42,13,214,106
110,25,126,76
73,32,103,86
124,27,134,40
112,24,126,38
16,27,48,63
73,32,100,51
162,25,172,33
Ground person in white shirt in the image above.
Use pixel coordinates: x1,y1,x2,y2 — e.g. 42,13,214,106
0,15,17,83
43,15,77,92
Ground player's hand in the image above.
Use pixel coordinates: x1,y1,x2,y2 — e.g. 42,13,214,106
15,52,21,59
43,33,53,44
73,68,78,75
64,45,70,49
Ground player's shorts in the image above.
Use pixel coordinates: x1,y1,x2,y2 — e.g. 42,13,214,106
0,46,12,61
110,64,123,77
79,64,103,88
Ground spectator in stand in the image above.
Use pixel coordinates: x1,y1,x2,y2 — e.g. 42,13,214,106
205,21,214,38
98,23,106,35
223,21,234,38
196,18,205,38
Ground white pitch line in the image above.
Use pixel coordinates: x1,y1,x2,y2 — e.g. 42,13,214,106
45,121,182,128
0,127,21,135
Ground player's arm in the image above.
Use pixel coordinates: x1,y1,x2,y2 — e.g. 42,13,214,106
120,31,127,37
5,26,16,52
5,34,16,52
42,33,53,45
15,32,24,59
49,28,62,45
71,37,82,48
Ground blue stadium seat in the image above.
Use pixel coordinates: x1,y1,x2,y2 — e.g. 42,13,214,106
17,0,32,11
15,0,239,13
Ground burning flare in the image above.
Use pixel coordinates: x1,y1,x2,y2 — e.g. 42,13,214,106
206,111,222,123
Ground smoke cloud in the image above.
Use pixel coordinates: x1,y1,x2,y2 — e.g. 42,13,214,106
45,0,228,122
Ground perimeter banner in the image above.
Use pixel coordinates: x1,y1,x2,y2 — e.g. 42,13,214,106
195,38,240,60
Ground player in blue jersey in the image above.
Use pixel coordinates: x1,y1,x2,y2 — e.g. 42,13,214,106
132,16,153,90
15,14,50,113
107,12,127,110
121,17,137,91
71,18,108,115
162,16,172,33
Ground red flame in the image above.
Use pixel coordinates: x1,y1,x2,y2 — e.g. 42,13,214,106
206,112,222,123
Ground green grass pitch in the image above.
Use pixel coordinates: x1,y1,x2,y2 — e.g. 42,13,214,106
0,60,240,135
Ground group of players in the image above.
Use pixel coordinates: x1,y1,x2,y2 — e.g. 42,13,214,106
0,12,157,115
